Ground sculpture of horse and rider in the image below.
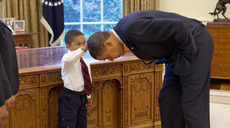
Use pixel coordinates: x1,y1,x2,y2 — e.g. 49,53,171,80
210,0,230,19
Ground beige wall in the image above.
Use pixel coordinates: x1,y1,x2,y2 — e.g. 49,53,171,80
159,0,230,25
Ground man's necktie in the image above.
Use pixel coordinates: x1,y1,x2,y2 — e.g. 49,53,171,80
80,57,92,95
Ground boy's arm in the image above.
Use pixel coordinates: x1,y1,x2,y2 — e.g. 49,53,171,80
87,95,91,99
84,38,91,99
62,49,85,65
63,40,89,64
84,37,92,109
86,61,92,99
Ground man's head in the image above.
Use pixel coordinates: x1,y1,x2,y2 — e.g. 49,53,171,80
87,31,125,61
65,29,85,51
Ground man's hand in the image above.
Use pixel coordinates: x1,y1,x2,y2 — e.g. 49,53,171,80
87,98,92,109
0,105,8,127
6,96,15,110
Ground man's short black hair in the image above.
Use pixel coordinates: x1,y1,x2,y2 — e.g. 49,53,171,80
87,31,110,59
65,29,84,45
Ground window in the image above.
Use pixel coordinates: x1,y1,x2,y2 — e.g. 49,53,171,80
63,0,122,45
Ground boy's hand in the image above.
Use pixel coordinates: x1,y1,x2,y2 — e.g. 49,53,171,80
81,41,88,52
87,98,92,109
81,35,91,52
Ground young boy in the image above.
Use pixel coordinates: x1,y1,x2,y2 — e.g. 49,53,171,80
58,29,92,128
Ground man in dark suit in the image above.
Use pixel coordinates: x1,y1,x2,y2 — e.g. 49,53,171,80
87,10,214,128
0,0,19,126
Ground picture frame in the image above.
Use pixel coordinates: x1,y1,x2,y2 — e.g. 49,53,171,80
15,20,25,32
3,18,15,32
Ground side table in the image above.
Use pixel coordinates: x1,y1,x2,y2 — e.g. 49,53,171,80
13,32,40,48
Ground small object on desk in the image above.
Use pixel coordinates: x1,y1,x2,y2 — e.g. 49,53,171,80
15,20,25,32
3,18,15,32
209,0,230,22
15,46,27,50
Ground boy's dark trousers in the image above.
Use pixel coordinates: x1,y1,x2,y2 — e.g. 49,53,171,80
58,86,88,128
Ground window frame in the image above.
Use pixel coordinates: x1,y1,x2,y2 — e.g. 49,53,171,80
64,0,122,33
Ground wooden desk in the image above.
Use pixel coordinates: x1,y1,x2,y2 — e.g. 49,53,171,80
13,32,40,48
5,46,163,128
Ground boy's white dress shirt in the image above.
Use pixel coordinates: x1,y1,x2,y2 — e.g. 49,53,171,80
61,48,92,98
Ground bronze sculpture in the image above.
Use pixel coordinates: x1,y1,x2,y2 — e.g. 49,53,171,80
210,0,230,22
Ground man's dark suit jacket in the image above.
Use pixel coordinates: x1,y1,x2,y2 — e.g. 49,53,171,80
0,20,19,106
113,10,209,76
